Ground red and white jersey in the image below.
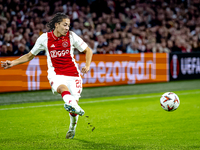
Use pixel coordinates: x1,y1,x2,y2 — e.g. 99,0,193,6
30,31,88,79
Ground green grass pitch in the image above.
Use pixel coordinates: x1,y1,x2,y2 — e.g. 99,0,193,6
0,80,200,150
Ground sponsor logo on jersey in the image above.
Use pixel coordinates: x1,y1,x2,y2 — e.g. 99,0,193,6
50,50,70,58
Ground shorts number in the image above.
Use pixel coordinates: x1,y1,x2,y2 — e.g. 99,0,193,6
75,79,82,88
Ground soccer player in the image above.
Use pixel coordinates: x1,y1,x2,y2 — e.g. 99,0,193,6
1,13,93,139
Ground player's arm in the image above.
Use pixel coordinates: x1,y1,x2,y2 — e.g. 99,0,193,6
81,46,93,74
1,52,35,69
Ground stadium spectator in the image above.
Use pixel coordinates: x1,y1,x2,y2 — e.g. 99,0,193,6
95,35,108,54
72,21,82,36
192,41,200,53
12,38,20,54
126,42,139,53
161,40,171,53
171,40,182,53
13,43,28,56
0,25,4,41
0,44,8,56
145,42,153,53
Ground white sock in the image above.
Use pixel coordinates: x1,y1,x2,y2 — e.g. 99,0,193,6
61,91,79,131
69,113,79,131
61,92,77,106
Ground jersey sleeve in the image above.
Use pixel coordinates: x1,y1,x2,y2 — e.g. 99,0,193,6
70,31,88,52
30,33,47,55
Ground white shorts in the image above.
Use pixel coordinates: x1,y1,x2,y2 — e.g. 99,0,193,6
49,75,82,101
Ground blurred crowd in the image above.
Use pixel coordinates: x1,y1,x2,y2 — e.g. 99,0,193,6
0,0,200,56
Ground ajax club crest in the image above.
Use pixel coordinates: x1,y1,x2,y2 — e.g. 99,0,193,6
62,41,68,48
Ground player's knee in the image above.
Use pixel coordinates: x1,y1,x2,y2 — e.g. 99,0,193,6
57,84,69,94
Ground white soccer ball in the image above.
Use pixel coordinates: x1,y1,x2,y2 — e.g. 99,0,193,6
160,92,180,111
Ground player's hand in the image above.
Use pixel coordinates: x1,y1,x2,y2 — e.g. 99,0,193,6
1,60,13,69
81,66,90,76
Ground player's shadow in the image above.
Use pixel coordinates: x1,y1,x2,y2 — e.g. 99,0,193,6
74,139,144,150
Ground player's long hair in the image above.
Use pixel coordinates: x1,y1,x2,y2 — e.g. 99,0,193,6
47,12,70,31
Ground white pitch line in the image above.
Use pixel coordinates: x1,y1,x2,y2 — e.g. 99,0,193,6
0,95,159,110
0,91,199,111
0,104,62,110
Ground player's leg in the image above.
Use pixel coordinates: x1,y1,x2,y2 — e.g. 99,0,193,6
57,84,82,138
50,76,83,139
65,77,83,139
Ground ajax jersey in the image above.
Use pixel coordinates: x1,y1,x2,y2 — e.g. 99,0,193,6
30,31,88,79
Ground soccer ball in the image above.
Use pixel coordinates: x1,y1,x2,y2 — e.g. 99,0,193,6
160,92,180,111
